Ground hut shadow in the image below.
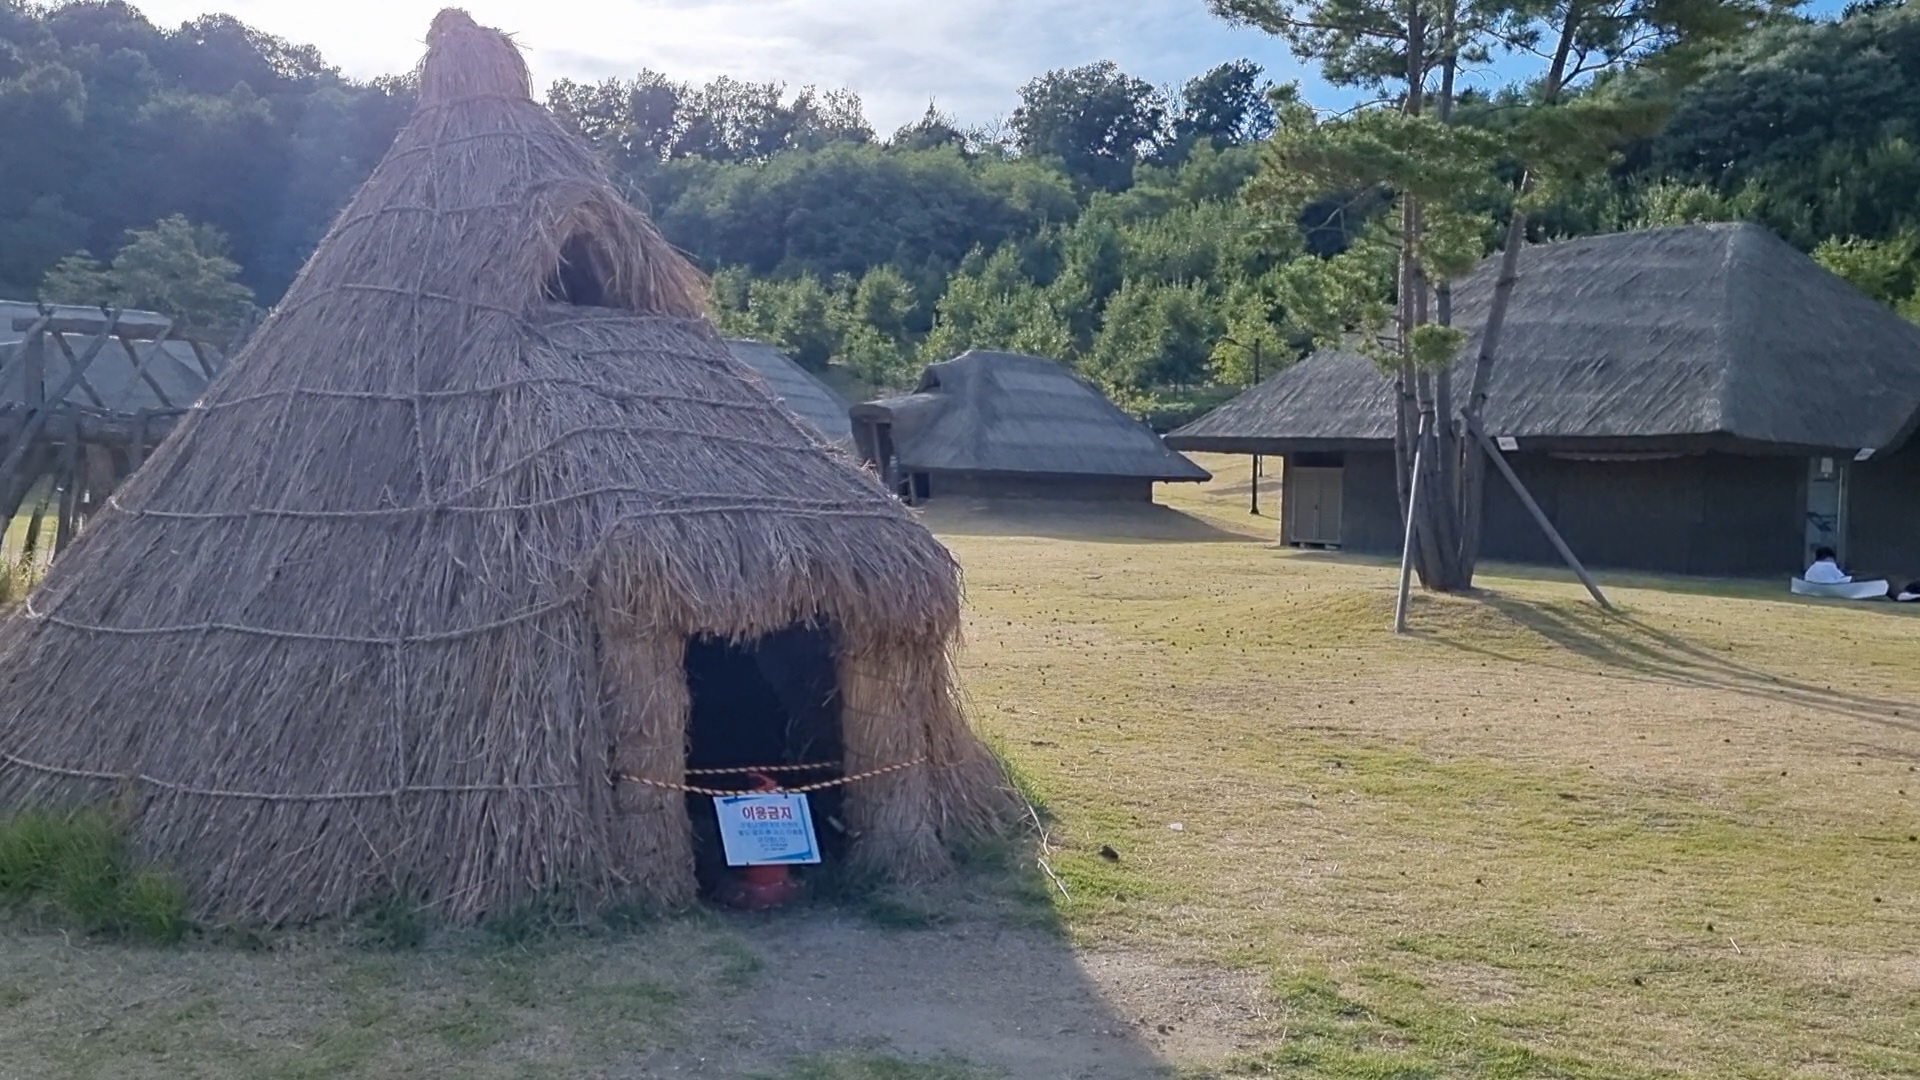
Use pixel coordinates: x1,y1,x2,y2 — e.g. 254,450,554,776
918,499,1248,544
715,909,1189,1078
1429,591,1918,735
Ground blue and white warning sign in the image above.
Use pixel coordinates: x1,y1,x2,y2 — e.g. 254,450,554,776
713,792,822,867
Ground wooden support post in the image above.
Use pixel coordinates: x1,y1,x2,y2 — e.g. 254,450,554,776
129,408,149,471
0,314,53,405
1394,415,1427,634
21,484,49,564
23,321,44,409
1248,341,1262,516
55,415,79,556
1467,420,1611,610
0,447,48,548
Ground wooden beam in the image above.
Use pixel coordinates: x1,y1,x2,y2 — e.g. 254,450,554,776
10,315,231,347
186,338,219,381
0,407,187,448
116,332,179,410
124,321,180,412
1467,419,1612,610
49,329,110,409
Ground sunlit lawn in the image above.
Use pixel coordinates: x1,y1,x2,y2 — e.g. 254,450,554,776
935,454,1919,1077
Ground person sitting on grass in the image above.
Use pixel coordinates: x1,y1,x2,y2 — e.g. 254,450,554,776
1804,546,1852,585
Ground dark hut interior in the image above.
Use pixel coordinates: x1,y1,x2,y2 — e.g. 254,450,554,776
683,624,849,895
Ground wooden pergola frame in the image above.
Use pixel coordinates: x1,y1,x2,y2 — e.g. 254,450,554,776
0,308,244,561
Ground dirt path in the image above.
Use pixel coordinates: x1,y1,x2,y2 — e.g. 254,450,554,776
644,915,1269,1077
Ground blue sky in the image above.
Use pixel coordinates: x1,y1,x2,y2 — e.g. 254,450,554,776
132,0,1849,133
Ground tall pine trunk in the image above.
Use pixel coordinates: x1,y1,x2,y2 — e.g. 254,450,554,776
1455,2,1581,582
1399,0,1470,592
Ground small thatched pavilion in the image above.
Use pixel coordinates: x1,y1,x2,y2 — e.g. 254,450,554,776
0,10,1007,925
853,350,1210,504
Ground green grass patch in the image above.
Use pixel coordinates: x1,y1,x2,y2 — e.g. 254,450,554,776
352,894,430,951
0,809,190,943
1197,970,1670,1080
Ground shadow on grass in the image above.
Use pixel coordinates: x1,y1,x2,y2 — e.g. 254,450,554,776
1427,591,1917,735
1267,546,1920,620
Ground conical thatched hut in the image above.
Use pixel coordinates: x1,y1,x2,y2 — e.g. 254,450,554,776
0,10,1007,925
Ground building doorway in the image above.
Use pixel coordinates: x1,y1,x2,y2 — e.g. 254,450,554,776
1805,455,1848,566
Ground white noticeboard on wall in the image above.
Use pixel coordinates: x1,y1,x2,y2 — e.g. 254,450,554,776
713,793,822,867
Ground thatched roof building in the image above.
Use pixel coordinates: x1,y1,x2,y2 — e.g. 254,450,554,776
1168,224,1920,576
0,10,1007,925
852,349,1209,504
724,338,852,444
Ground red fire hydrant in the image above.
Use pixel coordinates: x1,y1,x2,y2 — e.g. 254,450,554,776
718,770,802,911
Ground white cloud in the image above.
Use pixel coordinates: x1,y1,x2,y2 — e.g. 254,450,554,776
129,0,1327,131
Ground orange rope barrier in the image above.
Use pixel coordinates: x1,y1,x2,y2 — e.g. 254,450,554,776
617,758,925,797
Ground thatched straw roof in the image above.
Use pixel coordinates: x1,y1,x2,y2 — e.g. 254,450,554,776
1169,223,1920,455
0,10,1005,925
854,350,1210,481
725,338,853,444
0,301,212,412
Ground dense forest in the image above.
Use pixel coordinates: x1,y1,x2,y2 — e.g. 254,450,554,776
1,0,1916,417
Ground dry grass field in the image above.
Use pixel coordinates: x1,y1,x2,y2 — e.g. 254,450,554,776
3,454,1916,1078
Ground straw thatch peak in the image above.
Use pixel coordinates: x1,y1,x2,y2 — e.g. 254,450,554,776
272,7,708,323
421,9,532,104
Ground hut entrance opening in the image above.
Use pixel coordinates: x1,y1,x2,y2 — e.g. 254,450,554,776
682,622,847,897
544,232,612,308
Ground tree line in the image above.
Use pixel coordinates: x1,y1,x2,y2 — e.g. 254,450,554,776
1,1,1915,417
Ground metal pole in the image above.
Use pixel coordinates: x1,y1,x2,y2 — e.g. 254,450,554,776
1394,415,1427,634
1249,341,1262,516
1467,420,1612,610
